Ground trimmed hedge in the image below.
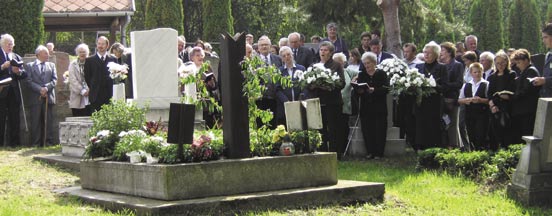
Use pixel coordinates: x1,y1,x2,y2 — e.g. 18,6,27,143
417,144,524,184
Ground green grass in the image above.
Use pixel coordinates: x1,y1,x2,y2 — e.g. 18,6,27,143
0,147,550,215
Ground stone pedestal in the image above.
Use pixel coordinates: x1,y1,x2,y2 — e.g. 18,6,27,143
80,153,338,201
347,120,367,157
507,98,552,206
59,117,93,157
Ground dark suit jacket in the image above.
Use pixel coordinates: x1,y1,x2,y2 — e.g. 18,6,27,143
0,52,27,99
512,65,540,116
415,61,449,94
541,52,552,97
359,51,394,72
117,53,133,98
306,59,345,106
269,54,283,68
293,46,315,68
275,64,306,119
24,61,57,105
84,54,116,106
355,69,389,115
444,60,464,99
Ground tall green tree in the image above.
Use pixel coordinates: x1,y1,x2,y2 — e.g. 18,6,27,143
183,0,203,41
128,0,147,32
145,0,184,34
546,1,552,23
202,0,233,42
0,0,44,54
469,0,505,52
509,0,542,53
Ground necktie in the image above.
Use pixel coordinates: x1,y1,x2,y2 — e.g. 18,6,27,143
546,52,552,64
293,49,298,59
377,55,381,64
101,55,105,62
264,55,269,65
40,62,45,73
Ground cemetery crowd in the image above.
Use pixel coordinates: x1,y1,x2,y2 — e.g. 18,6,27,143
1,22,552,160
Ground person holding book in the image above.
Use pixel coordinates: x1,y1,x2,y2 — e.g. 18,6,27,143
0,34,27,147
353,52,389,159
458,63,489,150
510,49,540,144
487,51,516,150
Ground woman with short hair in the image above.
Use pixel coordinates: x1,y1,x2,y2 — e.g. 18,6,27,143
510,49,540,144
354,52,389,159
68,43,91,116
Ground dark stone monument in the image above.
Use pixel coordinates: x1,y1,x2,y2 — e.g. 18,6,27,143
507,98,552,206
167,103,195,162
220,32,250,159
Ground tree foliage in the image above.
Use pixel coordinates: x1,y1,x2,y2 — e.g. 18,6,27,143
469,0,505,52
547,1,552,23
202,0,233,42
0,0,44,55
183,0,203,41
145,0,184,34
128,0,147,32
509,0,542,53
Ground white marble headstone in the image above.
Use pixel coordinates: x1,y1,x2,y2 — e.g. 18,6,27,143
129,28,181,120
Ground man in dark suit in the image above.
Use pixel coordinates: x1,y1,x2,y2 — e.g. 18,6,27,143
275,46,306,126
257,36,282,128
533,23,552,97
84,36,116,112
357,32,371,55
288,32,315,68
24,45,57,146
0,34,27,147
369,39,393,64
178,35,189,63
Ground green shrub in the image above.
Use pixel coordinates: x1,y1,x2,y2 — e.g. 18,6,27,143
482,144,524,184
416,148,450,170
89,100,148,140
83,130,117,159
290,130,322,154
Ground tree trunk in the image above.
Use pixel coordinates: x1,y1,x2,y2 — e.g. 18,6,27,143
377,0,402,59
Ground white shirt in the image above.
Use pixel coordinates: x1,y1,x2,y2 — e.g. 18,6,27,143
484,68,493,80
459,79,489,99
463,67,472,83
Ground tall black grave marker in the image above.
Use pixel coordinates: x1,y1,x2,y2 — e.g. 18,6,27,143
220,32,250,158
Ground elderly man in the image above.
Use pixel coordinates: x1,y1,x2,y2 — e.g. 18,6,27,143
533,23,552,97
84,36,116,112
0,34,27,147
465,35,481,62
480,52,495,80
288,32,315,68
46,42,55,55
178,35,189,63
25,45,57,146
246,34,254,45
257,36,282,129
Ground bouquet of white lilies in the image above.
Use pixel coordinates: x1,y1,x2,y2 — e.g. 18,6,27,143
293,63,342,91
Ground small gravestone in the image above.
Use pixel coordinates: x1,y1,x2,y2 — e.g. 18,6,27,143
129,28,181,121
507,98,552,206
220,32,250,159
284,98,323,131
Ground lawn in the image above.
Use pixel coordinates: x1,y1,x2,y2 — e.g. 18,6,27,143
0,146,550,216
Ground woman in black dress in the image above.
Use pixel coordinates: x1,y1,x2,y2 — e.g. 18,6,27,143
414,42,449,150
510,49,541,144
353,52,389,159
487,51,516,150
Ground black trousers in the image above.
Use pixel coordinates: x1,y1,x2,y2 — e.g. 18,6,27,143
465,112,489,150
320,104,345,157
0,88,21,147
511,113,535,145
360,111,387,157
71,106,91,117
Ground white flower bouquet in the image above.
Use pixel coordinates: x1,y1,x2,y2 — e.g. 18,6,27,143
107,62,129,84
293,63,342,91
389,68,437,105
377,57,408,78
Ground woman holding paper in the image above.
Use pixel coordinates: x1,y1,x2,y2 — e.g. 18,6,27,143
510,49,540,144
353,52,389,159
487,51,516,150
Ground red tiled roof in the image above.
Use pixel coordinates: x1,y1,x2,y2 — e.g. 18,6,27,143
44,0,134,14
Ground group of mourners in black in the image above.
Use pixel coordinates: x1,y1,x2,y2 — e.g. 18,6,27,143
254,22,552,160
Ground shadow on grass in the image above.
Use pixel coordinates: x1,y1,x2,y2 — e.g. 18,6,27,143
18,144,61,157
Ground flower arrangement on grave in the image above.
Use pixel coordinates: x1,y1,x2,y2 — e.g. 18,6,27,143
293,63,342,91
389,67,437,105
86,130,117,159
62,71,70,85
107,62,129,84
